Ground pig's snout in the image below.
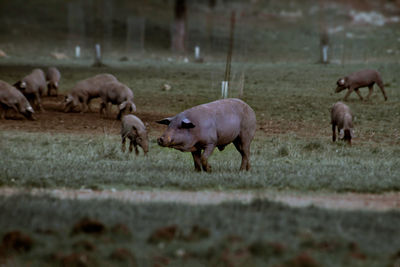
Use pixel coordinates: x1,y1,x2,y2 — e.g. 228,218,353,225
157,135,172,147
157,136,165,146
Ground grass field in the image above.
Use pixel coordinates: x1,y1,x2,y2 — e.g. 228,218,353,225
1,62,400,192
1,130,400,192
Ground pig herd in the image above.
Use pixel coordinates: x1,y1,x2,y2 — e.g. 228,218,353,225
0,67,389,172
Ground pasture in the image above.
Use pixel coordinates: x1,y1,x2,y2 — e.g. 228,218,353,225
1,63,400,192
1,61,400,266
1,0,400,266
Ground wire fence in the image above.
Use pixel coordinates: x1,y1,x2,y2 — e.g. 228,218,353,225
0,0,399,65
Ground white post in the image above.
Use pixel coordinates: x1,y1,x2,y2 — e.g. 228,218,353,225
322,45,328,63
195,46,200,60
221,81,228,98
75,46,81,58
95,43,101,61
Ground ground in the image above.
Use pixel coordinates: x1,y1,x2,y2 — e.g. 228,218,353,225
1,92,399,212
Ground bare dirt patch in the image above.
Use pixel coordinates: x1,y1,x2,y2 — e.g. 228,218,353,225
0,95,322,138
0,95,168,136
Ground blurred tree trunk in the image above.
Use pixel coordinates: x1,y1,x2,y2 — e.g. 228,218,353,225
206,0,216,50
318,0,329,64
171,0,187,53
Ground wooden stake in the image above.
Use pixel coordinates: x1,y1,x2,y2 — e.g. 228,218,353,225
223,11,236,98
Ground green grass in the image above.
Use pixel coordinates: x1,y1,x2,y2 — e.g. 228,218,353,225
0,61,399,193
1,131,399,192
0,194,400,266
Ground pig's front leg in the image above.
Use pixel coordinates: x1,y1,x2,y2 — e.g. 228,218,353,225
332,124,336,142
121,136,126,152
354,89,364,100
343,88,353,101
191,150,202,172
201,144,215,173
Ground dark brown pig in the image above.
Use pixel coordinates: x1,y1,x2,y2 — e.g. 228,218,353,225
330,101,354,145
121,114,149,155
0,80,35,120
335,69,387,101
14,68,47,111
157,98,256,172
46,67,61,96
64,73,117,113
98,81,136,120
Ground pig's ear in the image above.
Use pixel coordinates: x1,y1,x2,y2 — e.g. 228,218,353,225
14,81,25,88
130,102,137,112
181,118,195,129
119,102,127,111
156,117,172,125
26,105,34,113
64,95,72,103
337,78,345,86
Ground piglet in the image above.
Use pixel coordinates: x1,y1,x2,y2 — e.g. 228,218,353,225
46,67,61,96
121,114,149,155
331,101,354,145
335,69,387,101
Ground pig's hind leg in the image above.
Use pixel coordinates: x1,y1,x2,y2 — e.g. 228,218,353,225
376,79,388,101
332,123,337,142
366,84,374,100
233,137,251,171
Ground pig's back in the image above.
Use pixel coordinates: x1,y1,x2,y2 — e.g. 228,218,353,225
348,69,380,84
0,80,25,103
47,67,61,81
185,98,256,143
73,74,117,94
331,102,351,123
121,114,145,137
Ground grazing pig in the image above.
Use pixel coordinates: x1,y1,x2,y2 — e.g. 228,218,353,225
157,98,256,172
330,101,354,145
98,81,136,120
335,69,387,101
14,68,47,111
121,114,149,155
46,67,61,96
64,73,117,113
0,80,35,120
